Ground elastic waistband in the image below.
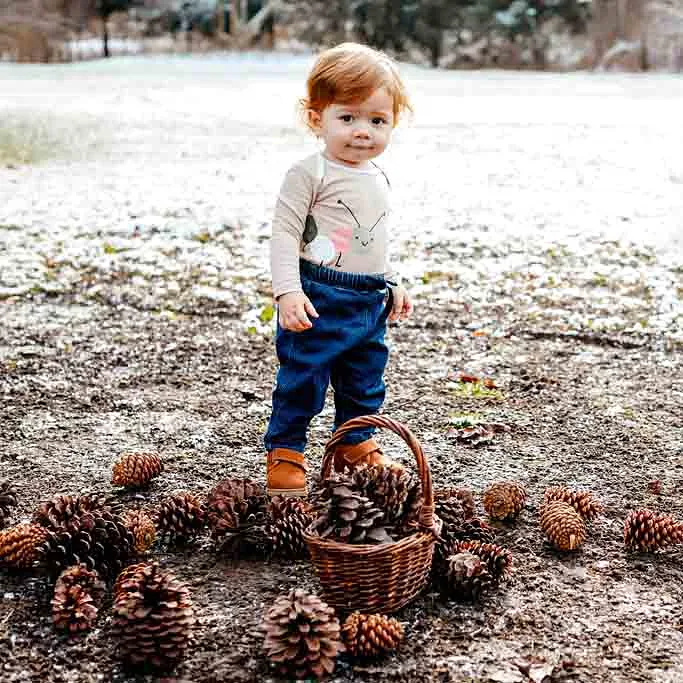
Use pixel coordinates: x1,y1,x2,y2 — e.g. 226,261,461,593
299,259,387,291
300,259,386,292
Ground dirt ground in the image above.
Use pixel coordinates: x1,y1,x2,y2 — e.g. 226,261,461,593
1,54,682,682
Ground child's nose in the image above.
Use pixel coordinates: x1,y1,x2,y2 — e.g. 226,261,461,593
353,123,370,138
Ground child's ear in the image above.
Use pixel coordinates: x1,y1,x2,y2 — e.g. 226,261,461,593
307,109,322,133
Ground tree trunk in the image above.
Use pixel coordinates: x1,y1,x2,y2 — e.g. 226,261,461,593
103,16,109,57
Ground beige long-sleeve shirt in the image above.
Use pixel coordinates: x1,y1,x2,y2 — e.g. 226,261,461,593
270,153,393,300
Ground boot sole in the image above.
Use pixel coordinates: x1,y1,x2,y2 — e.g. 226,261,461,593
267,487,308,497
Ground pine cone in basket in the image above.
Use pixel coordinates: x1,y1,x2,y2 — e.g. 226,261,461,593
482,481,527,521
123,510,156,553
206,478,269,555
0,523,49,568
312,481,393,545
439,551,494,601
544,486,602,521
40,510,136,577
266,496,313,559
52,564,105,634
155,493,206,544
624,509,683,551
342,612,404,659
450,540,512,583
351,464,415,524
539,500,586,551
0,482,18,528
112,562,194,671
33,494,117,529
262,589,343,679
393,479,424,537
112,452,163,488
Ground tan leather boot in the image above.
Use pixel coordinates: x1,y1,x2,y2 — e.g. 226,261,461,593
332,438,403,473
266,448,309,497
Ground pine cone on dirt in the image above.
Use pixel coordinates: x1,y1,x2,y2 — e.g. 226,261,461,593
342,612,404,659
539,500,586,551
311,481,393,545
266,496,314,559
112,562,195,671
623,509,683,552
51,564,105,634
0,523,49,568
113,562,148,596
112,452,163,488
544,486,602,521
33,494,117,529
123,510,156,553
0,481,18,528
206,478,269,555
439,551,494,601
40,510,136,577
262,589,343,679
482,481,527,521
351,464,415,524
154,493,206,544
450,540,513,583
435,487,476,520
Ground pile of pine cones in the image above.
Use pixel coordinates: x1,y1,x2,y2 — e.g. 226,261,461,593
430,487,513,601
309,464,423,545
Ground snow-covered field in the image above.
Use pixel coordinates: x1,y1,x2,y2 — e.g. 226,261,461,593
0,52,681,337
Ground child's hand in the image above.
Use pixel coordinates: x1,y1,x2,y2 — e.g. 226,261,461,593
278,291,319,332
389,285,413,323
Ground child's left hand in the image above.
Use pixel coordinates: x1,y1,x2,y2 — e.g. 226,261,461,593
389,285,413,323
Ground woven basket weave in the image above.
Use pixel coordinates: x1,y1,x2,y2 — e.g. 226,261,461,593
303,415,440,614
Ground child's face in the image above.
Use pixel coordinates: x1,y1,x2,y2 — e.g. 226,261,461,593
309,88,395,167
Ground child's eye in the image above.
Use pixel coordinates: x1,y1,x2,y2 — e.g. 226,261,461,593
372,117,387,125
340,114,353,123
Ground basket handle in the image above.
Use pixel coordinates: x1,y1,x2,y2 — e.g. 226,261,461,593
322,415,436,533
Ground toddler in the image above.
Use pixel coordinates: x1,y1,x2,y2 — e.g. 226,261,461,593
264,42,413,496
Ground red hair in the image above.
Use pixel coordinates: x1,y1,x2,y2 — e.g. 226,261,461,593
301,43,412,129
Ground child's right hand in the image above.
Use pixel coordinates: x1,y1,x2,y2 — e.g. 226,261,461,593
277,291,319,332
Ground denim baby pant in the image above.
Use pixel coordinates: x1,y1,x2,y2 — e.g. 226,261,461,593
264,260,392,454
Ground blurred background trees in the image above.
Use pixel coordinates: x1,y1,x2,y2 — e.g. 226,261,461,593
0,0,681,70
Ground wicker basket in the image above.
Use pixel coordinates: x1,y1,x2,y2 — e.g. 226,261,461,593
303,415,440,614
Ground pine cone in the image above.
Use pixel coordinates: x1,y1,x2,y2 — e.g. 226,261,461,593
342,612,404,659
112,562,194,671
155,493,206,544
539,500,586,551
40,510,136,577
0,523,49,568
266,496,313,559
123,510,156,553
262,589,343,679
113,562,148,597
206,478,269,555
112,452,163,488
0,481,18,528
544,486,602,521
351,464,415,524
312,481,393,545
435,487,476,520
394,479,424,537
624,509,683,551
450,540,512,583
33,494,118,529
482,481,526,521
52,564,105,634
440,551,494,601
